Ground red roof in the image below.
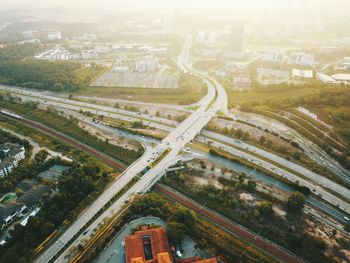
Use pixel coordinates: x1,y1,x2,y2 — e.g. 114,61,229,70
125,227,172,263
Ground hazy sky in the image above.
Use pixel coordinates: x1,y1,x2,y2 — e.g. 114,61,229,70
0,0,335,12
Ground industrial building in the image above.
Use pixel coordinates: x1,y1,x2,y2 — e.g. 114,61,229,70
262,50,285,64
288,52,314,67
135,56,159,73
317,73,338,84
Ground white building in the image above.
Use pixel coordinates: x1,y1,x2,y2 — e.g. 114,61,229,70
341,57,350,70
233,76,251,90
94,45,111,54
0,143,25,177
319,46,337,53
148,47,167,55
317,73,338,84
113,66,129,73
81,50,96,59
135,56,159,72
292,68,313,79
262,50,285,64
288,52,314,67
47,30,62,41
331,74,350,85
298,106,317,120
22,30,39,40
34,47,78,61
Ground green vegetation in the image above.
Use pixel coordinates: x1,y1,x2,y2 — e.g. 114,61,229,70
161,169,339,262
0,161,113,262
0,60,104,91
0,96,142,165
76,73,207,104
0,126,119,262
286,192,306,212
225,82,350,169
206,123,348,188
121,193,274,263
0,192,17,205
0,43,43,60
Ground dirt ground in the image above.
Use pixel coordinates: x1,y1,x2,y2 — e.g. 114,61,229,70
78,120,142,151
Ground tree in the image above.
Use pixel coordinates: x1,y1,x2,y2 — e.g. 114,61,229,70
259,201,273,215
259,136,266,144
286,192,305,212
247,180,256,190
292,152,301,160
53,83,64,91
238,172,246,183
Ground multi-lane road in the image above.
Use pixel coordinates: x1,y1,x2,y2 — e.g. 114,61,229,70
32,34,228,263
1,33,348,263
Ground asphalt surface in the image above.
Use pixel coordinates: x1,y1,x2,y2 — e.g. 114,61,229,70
33,33,228,263
154,184,304,263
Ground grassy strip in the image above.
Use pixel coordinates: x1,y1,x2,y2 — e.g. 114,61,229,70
205,133,350,189
0,100,142,165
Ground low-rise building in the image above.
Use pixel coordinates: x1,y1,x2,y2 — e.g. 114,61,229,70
341,57,350,70
124,226,217,263
34,47,78,61
94,45,111,54
292,68,313,79
262,50,285,64
0,179,50,230
47,30,62,41
288,52,314,67
135,56,159,72
0,143,25,177
125,226,172,263
233,76,251,90
317,73,338,84
113,66,129,73
22,30,39,40
81,49,96,59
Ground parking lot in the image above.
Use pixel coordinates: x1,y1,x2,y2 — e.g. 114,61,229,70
91,68,179,89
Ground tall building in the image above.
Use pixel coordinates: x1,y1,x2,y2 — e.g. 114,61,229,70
161,14,173,34
229,24,244,53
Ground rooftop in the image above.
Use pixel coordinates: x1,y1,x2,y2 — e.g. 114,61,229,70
125,226,172,263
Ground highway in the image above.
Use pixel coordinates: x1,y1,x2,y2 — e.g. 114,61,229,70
154,184,304,263
195,136,350,214
33,33,227,263
1,33,348,262
3,84,349,215
226,110,350,181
